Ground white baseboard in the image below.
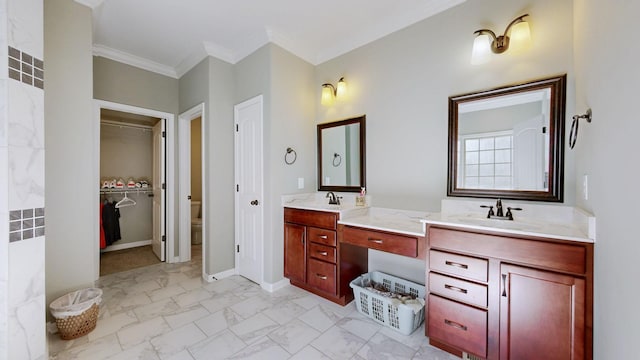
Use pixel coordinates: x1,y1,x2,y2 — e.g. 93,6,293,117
261,278,291,293
202,268,237,283
101,239,152,252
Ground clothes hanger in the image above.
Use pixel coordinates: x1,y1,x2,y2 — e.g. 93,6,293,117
115,192,136,208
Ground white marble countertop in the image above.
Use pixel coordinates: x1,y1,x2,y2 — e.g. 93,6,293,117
281,193,371,216
338,208,428,237
281,195,596,243
420,199,596,243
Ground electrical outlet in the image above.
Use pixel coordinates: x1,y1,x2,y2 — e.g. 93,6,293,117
583,174,589,200
297,177,304,189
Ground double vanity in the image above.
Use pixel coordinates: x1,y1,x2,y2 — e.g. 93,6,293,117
282,194,595,360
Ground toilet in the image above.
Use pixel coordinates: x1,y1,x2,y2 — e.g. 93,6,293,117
190,200,202,245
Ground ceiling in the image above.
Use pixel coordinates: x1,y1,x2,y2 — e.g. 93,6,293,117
79,0,465,78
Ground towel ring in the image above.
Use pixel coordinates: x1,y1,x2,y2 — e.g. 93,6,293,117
332,153,342,167
285,147,297,165
569,108,592,149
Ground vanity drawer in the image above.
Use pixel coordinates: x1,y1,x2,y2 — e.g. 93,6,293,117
430,250,488,282
429,272,487,308
284,208,337,230
428,294,487,358
342,226,418,257
308,227,337,246
307,258,337,295
308,242,336,264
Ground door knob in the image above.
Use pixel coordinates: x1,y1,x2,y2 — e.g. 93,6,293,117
250,200,259,206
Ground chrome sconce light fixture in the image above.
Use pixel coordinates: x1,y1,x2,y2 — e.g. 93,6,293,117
321,77,347,106
471,14,531,65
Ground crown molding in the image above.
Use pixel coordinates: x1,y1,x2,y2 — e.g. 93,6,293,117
93,44,178,79
74,0,105,9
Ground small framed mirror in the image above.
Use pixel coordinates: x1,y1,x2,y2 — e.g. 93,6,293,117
448,75,566,202
318,115,366,192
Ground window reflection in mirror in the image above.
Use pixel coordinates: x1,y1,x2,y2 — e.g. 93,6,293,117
457,87,550,191
318,116,366,192
448,75,566,202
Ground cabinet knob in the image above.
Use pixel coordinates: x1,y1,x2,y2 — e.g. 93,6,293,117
250,199,259,205
318,251,328,256
368,239,383,244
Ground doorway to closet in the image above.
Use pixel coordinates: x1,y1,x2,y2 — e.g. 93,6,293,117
93,100,176,280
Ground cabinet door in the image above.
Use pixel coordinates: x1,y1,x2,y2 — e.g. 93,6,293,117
284,223,306,284
500,264,585,360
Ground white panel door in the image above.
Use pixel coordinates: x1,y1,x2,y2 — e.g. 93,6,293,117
513,115,545,190
152,120,166,261
234,95,264,284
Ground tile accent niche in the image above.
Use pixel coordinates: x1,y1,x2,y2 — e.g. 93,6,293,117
8,46,44,89
9,207,45,242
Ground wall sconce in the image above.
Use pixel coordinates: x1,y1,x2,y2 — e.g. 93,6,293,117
321,77,347,106
471,14,531,65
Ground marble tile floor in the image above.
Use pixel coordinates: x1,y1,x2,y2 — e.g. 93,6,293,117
48,256,459,360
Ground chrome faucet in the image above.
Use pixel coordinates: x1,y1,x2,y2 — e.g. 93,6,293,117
326,192,340,205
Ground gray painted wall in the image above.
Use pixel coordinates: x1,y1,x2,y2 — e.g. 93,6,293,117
206,57,236,274
315,0,575,211
574,1,640,358
44,0,95,307
267,45,316,283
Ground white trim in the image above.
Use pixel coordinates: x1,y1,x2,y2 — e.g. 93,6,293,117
93,100,176,280
212,268,237,281
260,279,291,293
101,240,152,252
93,44,178,79
178,104,206,267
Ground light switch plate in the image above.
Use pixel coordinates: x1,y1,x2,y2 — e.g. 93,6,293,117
582,174,589,200
297,177,304,189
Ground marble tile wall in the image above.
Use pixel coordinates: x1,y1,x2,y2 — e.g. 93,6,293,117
1,0,46,359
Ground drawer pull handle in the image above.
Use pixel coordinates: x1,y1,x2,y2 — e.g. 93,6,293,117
445,260,468,269
319,235,328,239
316,274,328,280
368,238,383,244
444,319,468,331
444,284,468,294
318,251,328,256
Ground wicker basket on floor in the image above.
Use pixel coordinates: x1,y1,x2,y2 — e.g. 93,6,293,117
55,303,99,340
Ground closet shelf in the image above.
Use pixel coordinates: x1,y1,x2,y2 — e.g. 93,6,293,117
99,188,153,195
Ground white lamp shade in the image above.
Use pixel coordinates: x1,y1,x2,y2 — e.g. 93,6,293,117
471,34,492,65
336,79,347,98
510,21,531,44
321,85,334,106
509,21,531,53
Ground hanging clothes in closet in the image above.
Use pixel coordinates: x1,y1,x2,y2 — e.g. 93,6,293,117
101,200,121,248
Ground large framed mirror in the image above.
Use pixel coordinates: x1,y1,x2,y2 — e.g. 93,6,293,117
318,115,366,192
448,75,566,202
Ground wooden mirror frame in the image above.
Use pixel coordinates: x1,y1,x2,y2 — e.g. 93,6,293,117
317,115,366,192
447,75,566,202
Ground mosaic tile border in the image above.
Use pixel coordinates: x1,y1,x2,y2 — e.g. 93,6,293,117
8,46,44,89
9,207,45,242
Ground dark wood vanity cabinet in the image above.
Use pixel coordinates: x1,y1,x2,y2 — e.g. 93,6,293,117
284,208,354,305
426,225,593,360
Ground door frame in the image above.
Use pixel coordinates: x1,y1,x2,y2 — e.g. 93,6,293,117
178,103,206,268
234,95,264,285
92,100,176,280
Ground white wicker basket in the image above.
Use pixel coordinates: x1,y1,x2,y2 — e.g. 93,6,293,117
350,271,425,335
